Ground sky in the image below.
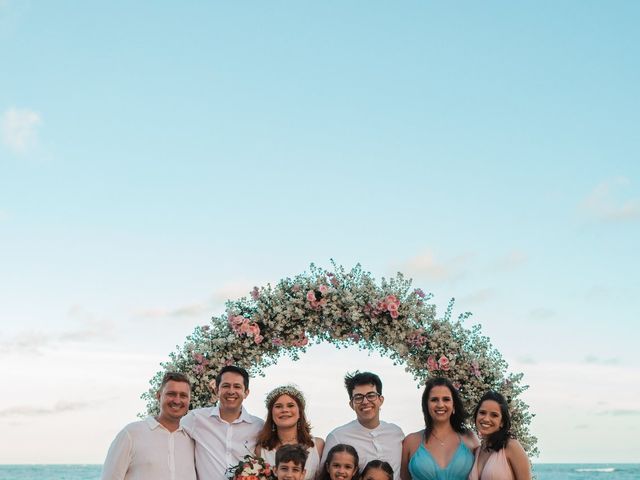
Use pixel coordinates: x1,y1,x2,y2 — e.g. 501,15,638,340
1,0,639,465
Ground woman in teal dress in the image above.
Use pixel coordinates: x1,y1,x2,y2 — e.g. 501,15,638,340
401,377,479,480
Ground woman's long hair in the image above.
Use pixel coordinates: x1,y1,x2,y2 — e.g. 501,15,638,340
473,391,512,451
256,388,314,450
421,377,468,440
318,444,360,480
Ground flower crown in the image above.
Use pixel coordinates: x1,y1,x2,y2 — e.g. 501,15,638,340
265,384,306,409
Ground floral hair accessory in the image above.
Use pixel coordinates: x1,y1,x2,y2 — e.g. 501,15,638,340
265,384,306,409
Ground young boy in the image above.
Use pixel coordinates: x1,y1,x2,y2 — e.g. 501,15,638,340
275,444,308,480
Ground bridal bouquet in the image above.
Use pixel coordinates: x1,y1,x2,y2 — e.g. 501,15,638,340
226,454,276,480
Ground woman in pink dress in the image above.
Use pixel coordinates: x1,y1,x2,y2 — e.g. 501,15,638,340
469,391,530,480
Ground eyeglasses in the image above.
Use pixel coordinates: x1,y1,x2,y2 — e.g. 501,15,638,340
351,392,381,404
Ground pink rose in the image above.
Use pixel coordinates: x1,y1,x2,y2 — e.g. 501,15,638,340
239,320,251,334
248,323,260,337
319,284,329,295
254,334,264,344
427,355,438,371
386,294,398,304
390,310,399,319
438,355,450,371
306,290,316,302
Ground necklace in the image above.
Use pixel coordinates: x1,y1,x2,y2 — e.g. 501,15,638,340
278,436,298,445
431,431,446,447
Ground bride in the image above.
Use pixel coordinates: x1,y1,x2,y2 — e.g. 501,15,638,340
256,385,325,479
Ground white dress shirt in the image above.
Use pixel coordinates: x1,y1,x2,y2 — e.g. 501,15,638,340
181,405,264,479
323,420,404,480
101,417,196,480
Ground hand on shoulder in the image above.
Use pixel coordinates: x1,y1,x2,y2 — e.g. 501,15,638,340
462,430,480,451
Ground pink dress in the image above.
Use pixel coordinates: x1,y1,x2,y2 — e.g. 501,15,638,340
469,448,514,480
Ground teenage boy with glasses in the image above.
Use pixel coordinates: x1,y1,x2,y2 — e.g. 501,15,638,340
321,371,404,480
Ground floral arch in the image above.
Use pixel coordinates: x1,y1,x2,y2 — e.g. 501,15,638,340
143,263,537,455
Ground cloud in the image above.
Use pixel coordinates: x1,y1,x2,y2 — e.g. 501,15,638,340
581,177,640,222
596,409,640,417
585,355,619,365
0,401,92,418
491,250,528,272
136,302,212,319
459,288,495,306
0,307,116,355
136,281,255,320
527,307,555,320
401,250,474,283
212,281,255,302
1,107,42,154
516,355,537,365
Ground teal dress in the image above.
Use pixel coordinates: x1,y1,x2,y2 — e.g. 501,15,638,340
408,437,474,480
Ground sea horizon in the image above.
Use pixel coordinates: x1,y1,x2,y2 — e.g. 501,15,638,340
0,463,638,480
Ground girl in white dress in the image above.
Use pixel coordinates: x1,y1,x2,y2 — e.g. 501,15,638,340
256,385,324,480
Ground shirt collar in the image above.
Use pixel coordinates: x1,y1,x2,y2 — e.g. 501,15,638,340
146,416,185,432
209,405,256,424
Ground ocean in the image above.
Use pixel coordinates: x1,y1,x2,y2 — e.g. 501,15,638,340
0,464,638,479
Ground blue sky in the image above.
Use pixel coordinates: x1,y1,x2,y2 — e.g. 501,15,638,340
1,0,639,464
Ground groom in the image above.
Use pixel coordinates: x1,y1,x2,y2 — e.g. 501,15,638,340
322,371,404,479
181,365,264,479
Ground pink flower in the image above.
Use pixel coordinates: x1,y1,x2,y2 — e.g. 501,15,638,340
293,334,309,347
407,329,427,347
386,294,398,304
272,338,284,346
319,284,329,295
414,288,426,298
453,381,462,390
254,334,264,344
248,323,261,337
387,302,398,312
389,310,399,319
193,364,205,374
251,286,260,300
239,320,251,335
306,290,316,302
438,355,450,371
427,355,438,371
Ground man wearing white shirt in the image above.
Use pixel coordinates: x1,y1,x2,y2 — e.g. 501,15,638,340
101,372,196,480
181,365,264,479
322,371,404,480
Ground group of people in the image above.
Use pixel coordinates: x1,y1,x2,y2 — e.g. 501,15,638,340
101,366,531,480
